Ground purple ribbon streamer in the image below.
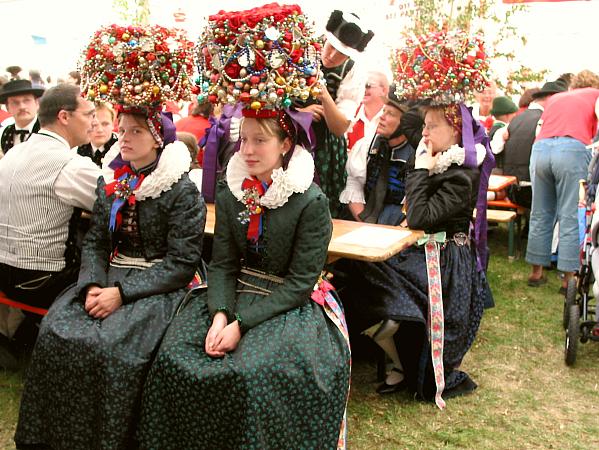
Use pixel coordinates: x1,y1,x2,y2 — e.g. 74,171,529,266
201,104,243,203
160,111,177,145
459,102,495,271
285,108,315,150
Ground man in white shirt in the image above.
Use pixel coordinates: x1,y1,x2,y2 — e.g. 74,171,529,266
346,71,389,151
0,79,45,156
0,84,101,369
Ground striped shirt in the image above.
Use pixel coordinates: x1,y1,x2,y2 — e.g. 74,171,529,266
0,130,101,271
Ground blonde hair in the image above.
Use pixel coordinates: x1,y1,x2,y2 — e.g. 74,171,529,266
95,102,116,121
570,70,599,89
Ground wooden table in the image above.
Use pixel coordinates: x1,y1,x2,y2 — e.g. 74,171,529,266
204,203,423,263
488,174,517,192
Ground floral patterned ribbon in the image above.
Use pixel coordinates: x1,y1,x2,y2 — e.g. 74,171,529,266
104,165,145,231
311,276,351,449
420,232,447,410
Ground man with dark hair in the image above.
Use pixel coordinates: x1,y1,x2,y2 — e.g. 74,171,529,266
0,84,101,369
0,79,45,155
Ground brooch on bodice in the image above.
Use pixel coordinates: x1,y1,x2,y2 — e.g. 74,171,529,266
104,166,145,231
238,186,263,225
239,177,269,242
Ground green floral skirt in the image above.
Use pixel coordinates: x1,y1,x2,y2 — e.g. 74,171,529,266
15,267,185,450
138,283,350,450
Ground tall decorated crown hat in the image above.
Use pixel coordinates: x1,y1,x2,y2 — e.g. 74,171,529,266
79,24,195,145
195,2,322,117
391,29,490,105
392,28,495,272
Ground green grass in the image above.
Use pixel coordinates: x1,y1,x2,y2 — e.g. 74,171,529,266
2,225,599,449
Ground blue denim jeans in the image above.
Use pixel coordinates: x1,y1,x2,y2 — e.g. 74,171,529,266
526,137,591,272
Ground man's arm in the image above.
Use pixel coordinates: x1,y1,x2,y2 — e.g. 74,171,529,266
54,155,102,210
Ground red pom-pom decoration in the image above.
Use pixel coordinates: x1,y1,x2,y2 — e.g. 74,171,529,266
195,2,322,113
79,24,195,108
391,29,491,105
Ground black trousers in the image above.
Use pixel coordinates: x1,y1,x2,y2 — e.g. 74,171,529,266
0,262,79,311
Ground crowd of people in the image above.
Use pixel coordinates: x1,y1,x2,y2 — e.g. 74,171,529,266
0,2,598,449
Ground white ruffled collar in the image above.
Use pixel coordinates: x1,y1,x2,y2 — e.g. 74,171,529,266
101,140,191,200
226,145,314,209
416,140,487,175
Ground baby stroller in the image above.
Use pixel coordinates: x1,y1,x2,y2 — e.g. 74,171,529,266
563,147,599,365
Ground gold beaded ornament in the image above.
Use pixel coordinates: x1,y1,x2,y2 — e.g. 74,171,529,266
79,24,194,109
391,29,491,105
195,3,323,115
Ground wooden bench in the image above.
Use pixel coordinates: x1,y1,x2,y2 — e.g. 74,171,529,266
478,209,518,260
0,290,48,316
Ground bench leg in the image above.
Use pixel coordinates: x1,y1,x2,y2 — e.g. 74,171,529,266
508,221,515,261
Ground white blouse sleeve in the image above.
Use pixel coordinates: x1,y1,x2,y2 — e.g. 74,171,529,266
335,66,366,121
490,126,508,155
339,138,370,204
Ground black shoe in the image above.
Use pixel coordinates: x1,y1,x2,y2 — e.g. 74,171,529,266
527,275,547,287
376,379,408,394
0,335,19,371
376,368,407,394
443,376,478,399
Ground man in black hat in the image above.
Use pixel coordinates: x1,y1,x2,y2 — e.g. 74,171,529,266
340,86,424,225
0,79,45,156
297,9,374,217
500,79,568,208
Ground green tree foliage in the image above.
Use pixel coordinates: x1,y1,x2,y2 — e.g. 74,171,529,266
112,0,151,26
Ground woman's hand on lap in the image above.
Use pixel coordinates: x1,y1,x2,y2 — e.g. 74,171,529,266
205,312,228,357
87,287,122,319
213,321,241,354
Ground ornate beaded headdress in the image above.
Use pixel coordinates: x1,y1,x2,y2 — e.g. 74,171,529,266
391,29,490,106
195,2,322,117
79,24,195,145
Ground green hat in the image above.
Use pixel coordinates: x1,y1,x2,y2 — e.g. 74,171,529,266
490,96,518,117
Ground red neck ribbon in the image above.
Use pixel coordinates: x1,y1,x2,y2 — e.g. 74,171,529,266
241,176,268,242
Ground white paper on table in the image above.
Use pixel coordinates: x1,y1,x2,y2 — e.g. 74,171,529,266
333,226,412,249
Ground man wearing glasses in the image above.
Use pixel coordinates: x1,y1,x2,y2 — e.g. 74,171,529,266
0,84,101,369
346,71,389,151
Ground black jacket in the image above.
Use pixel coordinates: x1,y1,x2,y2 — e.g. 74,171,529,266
77,174,206,302
406,165,480,235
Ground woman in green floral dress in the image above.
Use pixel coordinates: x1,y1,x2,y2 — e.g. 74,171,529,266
138,113,351,450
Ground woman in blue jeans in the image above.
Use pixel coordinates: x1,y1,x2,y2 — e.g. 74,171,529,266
527,70,599,290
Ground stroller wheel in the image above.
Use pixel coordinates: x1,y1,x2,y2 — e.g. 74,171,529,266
562,278,577,330
565,304,580,366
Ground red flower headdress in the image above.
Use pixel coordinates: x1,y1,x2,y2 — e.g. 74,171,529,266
195,2,323,115
79,24,195,145
80,24,194,108
391,29,490,105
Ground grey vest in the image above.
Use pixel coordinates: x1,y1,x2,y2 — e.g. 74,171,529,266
503,108,542,182
0,133,76,271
